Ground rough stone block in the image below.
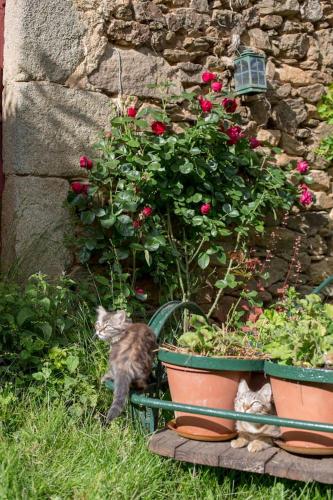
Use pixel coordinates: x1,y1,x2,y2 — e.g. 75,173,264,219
315,29,333,68
3,82,111,177
1,176,72,279
89,45,183,98
4,0,85,83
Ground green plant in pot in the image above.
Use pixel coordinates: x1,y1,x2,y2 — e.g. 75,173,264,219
255,288,333,454
159,296,267,441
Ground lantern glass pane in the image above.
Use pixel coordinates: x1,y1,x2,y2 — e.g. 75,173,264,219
258,72,265,85
242,72,250,86
252,72,259,85
241,59,249,72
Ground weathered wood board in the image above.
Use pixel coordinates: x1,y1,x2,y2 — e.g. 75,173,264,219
149,429,333,484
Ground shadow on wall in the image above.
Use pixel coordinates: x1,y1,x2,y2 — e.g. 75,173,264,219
1,49,111,279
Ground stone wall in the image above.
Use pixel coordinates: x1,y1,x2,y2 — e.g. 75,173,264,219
2,0,333,295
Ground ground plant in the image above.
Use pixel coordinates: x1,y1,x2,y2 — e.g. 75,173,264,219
68,75,307,318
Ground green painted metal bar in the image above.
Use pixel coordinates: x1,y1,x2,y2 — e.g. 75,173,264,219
312,275,333,294
148,300,206,339
129,393,333,434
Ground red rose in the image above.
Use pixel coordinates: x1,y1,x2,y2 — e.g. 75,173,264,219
71,182,89,195
249,137,261,149
151,121,166,136
127,107,137,118
132,219,142,229
200,203,211,215
141,206,153,217
79,156,93,170
198,96,213,113
135,287,145,295
226,125,244,145
222,98,237,113
211,81,223,92
201,71,216,83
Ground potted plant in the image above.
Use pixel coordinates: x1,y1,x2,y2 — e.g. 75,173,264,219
159,312,267,441
255,288,333,454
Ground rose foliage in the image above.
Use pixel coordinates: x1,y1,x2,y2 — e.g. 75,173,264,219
68,84,299,315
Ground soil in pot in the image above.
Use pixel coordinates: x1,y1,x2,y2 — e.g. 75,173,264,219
163,362,247,441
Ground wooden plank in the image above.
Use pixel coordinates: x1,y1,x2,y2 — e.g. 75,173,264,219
219,445,278,474
148,429,188,458
265,450,333,485
149,429,333,484
175,440,230,467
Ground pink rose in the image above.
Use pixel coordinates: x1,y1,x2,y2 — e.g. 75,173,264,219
226,125,244,145
222,98,237,113
141,206,153,217
200,203,211,215
151,121,166,136
127,107,137,118
135,287,145,295
249,137,261,149
79,156,93,170
299,186,313,206
296,160,309,174
201,71,216,83
198,96,213,113
211,81,223,92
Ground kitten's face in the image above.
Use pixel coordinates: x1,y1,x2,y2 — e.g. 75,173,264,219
95,307,129,341
234,379,272,415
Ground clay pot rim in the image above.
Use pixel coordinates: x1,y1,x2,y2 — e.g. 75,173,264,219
265,360,333,384
158,347,264,372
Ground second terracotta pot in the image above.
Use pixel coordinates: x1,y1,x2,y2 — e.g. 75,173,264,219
265,361,333,453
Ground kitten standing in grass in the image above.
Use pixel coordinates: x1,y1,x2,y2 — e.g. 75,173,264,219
231,379,281,453
95,306,158,424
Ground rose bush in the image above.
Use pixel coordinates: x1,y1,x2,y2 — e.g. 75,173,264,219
68,79,307,316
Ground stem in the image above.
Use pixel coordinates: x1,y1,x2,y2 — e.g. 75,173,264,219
131,250,137,289
207,233,241,319
189,237,206,264
167,210,186,301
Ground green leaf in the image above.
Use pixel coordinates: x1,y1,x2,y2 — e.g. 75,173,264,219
192,216,203,226
191,193,202,203
198,253,210,270
81,211,96,225
66,355,80,373
17,308,34,326
179,162,193,174
40,322,53,339
144,250,152,266
100,215,116,228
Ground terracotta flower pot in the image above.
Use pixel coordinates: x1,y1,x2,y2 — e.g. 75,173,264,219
265,361,333,454
159,349,264,441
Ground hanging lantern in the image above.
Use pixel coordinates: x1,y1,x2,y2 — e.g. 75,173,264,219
234,49,267,96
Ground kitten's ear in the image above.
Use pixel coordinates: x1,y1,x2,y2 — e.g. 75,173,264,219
237,379,249,394
259,383,272,402
113,310,127,324
96,305,108,321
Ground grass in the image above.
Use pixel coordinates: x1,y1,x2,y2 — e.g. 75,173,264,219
0,396,333,499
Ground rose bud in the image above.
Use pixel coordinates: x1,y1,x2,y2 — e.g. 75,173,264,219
79,156,93,170
211,81,223,92
127,107,137,118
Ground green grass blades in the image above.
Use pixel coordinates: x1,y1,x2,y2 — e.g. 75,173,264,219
0,397,332,500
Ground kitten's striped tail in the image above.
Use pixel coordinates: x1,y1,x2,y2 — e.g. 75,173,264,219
106,372,131,423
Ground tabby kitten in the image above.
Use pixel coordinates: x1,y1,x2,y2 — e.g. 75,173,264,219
231,379,281,453
95,306,158,423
